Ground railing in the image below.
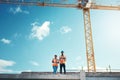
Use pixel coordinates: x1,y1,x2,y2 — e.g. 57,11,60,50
66,69,120,72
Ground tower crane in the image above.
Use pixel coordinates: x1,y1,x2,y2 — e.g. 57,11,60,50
0,0,120,72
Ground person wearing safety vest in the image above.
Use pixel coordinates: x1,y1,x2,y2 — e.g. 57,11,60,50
52,55,59,74
59,51,66,74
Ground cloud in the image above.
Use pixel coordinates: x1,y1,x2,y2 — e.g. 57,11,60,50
60,26,72,34
1,38,11,44
13,33,22,38
9,6,29,14
30,61,40,66
30,21,51,40
0,59,15,73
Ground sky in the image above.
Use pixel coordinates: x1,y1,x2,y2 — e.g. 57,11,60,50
0,0,120,73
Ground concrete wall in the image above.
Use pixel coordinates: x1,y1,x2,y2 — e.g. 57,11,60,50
0,72,120,80
87,77,120,80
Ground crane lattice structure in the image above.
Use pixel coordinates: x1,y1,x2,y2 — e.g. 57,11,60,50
1,0,120,72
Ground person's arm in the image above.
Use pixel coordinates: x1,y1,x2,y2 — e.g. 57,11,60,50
57,59,59,63
64,56,66,62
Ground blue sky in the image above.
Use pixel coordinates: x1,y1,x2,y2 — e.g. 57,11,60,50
0,0,120,73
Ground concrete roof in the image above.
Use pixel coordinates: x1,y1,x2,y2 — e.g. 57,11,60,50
0,72,120,79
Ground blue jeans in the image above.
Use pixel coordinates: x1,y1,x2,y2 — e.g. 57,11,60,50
53,66,58,74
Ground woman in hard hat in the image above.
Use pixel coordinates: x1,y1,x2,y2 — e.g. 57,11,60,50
52,55,59,74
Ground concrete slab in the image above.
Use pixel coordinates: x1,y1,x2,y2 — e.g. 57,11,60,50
20,72,80,79
0,72,120,80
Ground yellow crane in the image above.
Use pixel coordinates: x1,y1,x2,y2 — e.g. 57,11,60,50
0,0,120,72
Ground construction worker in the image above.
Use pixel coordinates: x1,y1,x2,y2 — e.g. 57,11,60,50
59,51,66,74
52,55,59,74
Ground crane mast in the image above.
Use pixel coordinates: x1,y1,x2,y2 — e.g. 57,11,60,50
1,0,120,72
83,8,96,72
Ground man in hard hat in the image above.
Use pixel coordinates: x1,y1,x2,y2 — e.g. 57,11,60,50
59,51,66,74
52,55,59,74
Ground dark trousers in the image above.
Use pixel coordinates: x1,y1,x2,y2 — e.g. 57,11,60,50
60,64,66,74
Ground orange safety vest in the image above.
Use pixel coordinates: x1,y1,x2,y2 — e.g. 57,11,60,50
59,56,66,64
52,58,59,66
